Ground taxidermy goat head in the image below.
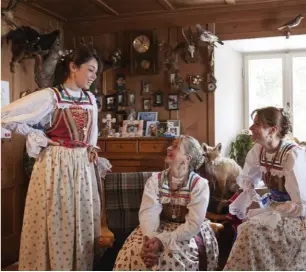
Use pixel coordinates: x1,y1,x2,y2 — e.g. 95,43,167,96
179,27,199,63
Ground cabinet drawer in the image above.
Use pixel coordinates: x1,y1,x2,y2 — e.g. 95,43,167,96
105,141,137,153
139,141,169,153
97,141,106,152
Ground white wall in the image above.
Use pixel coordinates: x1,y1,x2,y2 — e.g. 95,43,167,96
214,43,244,156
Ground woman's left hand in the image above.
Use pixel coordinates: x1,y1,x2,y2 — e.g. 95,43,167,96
142,237,163,267
88,149,98,164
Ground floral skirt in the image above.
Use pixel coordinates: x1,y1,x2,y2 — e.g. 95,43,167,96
223,216,306,271
114,220,218,271
18,146,101,271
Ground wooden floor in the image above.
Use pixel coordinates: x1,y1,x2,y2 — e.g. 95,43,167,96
2,263,18,271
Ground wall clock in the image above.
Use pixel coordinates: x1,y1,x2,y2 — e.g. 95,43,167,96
130,30,158,75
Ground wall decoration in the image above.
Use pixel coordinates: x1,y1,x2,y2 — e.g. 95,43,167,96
115,74,126,92
127,91,136,107
143,98,152,111
122,120,144,137
137,112,158,122
168,93,179,110
277,14,304,39
153,91,164,107
116,92,126,107
145,121,158,137
1,81,11,139
141,80,152,95
102,113,116,130
105,94,116,111
180,27,199,63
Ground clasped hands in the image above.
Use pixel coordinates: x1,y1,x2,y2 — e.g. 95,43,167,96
141,236,163,268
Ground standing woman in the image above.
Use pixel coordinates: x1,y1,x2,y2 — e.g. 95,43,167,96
224,106,306,270
1,45,108,270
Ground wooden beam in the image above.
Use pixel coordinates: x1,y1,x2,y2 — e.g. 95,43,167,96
26,3,66,22
91,0,119,16
157,0,175,10
225,0,236,4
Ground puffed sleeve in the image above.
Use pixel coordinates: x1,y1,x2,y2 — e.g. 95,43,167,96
275,146,306,216
229,143,263,219
139,173,163,239
154,177,209,252
1,88,56,158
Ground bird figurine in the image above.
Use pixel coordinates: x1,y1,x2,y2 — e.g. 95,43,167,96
180,86,203,102
196,24,224,46
278,14,304,39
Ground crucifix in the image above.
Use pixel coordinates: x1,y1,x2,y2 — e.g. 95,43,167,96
102,114,116,130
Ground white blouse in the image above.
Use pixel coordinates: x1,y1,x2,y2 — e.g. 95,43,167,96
139,172,210,251
230,143,306,228
1,87,99,158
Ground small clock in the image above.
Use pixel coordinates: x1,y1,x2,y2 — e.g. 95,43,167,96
133,35,150,53
130,30,158,75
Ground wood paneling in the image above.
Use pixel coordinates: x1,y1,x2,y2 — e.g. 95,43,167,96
1,3,63,268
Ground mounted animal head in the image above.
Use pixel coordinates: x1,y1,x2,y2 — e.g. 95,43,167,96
181,27,199,63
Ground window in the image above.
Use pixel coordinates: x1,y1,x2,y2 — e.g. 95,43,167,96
244,52,306,141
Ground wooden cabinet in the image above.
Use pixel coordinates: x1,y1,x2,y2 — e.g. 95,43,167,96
97,137,173,173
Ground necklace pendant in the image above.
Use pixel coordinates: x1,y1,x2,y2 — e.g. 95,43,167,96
172,214,177,219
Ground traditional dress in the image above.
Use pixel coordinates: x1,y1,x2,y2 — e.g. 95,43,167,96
114,170,219,271
1,85,110,271
224,141,306,271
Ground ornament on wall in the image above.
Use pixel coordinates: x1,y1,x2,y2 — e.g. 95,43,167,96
196,24,224,47
1,0,21,36
102,113,116,130
180,27,199,63
278,14,304,39
115,74,126,93
180,75,203,102
207,45,217,93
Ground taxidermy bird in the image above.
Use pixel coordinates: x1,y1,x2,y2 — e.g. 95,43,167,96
196,24,224,46
278,14,304,39
1,0,22,35
180,86,203,102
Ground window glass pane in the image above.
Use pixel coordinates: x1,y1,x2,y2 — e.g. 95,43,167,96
292,56,306,141
248,58,283,125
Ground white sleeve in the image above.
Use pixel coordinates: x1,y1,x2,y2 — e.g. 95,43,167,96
139,174,162,238
278,146,306,217
155,178,209,252
1,88,56,157
229,144,263,219
87,92,98,148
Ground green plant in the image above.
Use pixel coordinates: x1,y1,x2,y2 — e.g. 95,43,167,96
229,129,254,167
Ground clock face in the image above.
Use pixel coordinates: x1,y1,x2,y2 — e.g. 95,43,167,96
133,35,150,53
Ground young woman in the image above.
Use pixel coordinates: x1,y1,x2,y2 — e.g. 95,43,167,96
1,45,110,270
114,135,219,271
224,106,306,270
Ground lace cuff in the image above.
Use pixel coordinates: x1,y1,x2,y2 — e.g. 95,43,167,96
96,157,112,178
229,188,261,219
26,131,48,158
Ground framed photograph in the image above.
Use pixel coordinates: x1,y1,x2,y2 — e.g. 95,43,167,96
167,126,180,136
137,112,158,122
145,121,158,137
105,94,116,111
168,93,179,110
122,120,144,137
143,98,152,111
141,80,152,95
116,92,126,107
127,91,136,106
115,73,126,93
157,122,168,136
154,91,164,107
167,120,180,128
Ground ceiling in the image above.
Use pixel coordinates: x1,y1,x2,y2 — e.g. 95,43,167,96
18,0,297,23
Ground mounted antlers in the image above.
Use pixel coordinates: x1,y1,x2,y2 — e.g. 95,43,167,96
180,27,198,63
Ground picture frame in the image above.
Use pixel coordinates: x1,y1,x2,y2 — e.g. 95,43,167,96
116,92,126,107
153,91,164,107
127,91,136,107
168,93,179,110
137,112,158,122
157,122,168,137
166,120,180,136
145,121,159,137
115,73,126,93
167,126,180,136
122,120,144,137
141,80,152,95
105,94,116,111
167,120,180,128
143,98,152,111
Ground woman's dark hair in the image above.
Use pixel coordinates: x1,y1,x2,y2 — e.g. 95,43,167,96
53,44,102,86
251,106,292,138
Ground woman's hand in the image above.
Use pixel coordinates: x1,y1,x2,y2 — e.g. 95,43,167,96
88,149,98,164
47,139,60,146
141,237,163,267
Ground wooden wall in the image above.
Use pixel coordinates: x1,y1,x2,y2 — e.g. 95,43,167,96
65,27,214,144
1,1,63,267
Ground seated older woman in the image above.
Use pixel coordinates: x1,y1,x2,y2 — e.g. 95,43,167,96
113,135,219,271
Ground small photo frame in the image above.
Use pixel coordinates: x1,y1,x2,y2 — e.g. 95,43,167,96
122,120,144,137
157,122,168,136
154,91,164,107
167,120,180,136
167,126,180,136
141,80,152,95
116,92,126,107
137,112,158,122
167,120,180,128
127,91,136,106
105,94,116,111
143,98,152,111
145,121,159,137
115,73,126,93
168,93,179,110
